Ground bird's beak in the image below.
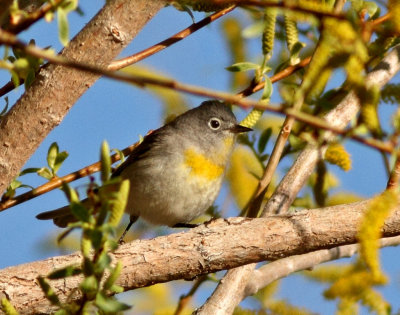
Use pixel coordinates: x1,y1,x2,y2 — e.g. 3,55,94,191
230,124,253,133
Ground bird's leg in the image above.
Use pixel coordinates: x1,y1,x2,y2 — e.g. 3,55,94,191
118,215,138,244
172,222,199,228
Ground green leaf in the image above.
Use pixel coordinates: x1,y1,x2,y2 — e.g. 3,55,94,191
53,151,69,174
80,275,98,294
87,229,103,250
95,293,130,313
37,277,61,306
262,76,273,100
363,1,378,17
258,128,272,154
95,252,112,272
109,284,124,294
70,202,90,223
242,20,265,38
103,262,122,290
48,266,82,279
24,69,35,88
1,297,19,315
19,167,41,176
100,140,111,183
37,167,53,180
47,142,59,171
225,62,260,72
57,7,69,46
107,179,130,227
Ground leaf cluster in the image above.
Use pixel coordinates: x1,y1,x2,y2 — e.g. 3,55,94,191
36,141,131,314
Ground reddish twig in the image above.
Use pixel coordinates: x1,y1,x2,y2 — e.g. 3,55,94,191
108,5,235,71
0,142,139,212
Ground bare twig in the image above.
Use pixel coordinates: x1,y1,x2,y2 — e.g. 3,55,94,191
174,275,208,315
6,0,65,34
108,6,235,71
0,142,140,211
387,155,400,189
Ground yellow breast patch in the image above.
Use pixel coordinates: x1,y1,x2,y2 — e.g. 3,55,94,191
183,148,224,180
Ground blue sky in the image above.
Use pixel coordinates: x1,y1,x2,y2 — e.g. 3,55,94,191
0,2,399,314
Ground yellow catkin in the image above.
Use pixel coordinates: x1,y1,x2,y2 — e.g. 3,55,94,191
300,39,331,96
324,143,352,171
262,8,277,55
240,108,263,129
360,288,390,314
358,190,398,282
325,270,373,299
284,13,298,52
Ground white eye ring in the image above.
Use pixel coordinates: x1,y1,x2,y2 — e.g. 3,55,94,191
208,117,222,130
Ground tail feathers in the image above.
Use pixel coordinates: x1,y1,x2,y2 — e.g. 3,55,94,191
36,205,76,228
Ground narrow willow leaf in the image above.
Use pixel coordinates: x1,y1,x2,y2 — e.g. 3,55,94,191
1,298,18,315
262,75,273,100
37,277,61,306
47,142,59,171
225,62,260,72
100,140,111,183
53,151,69,174
103,262,122,290
108,179,130,227
57,7,69,46
95,293,130,312
80,275,98,294
48,266,82,279
37,167,53,180
258,128,272,154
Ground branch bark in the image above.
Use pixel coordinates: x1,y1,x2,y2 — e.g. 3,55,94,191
0,0,166,196
1,200,400,313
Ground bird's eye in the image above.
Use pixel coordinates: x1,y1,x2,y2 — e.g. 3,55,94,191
208,117,221,130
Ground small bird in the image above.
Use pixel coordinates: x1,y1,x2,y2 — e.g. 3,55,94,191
36,100,252,238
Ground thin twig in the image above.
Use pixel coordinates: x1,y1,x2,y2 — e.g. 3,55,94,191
173,275,208,315
246,95,305,218
6,0,65,34
0,142,139,211
108,6,235,71
387,154,400,189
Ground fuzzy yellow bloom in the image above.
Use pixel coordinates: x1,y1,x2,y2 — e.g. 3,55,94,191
324,143,352,171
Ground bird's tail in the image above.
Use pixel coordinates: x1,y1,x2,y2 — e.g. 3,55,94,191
36,205,77,228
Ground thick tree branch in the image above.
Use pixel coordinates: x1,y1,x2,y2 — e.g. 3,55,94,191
1,200,400,313
0,0,166,196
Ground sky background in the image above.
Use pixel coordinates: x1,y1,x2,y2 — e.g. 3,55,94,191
0,2,399,314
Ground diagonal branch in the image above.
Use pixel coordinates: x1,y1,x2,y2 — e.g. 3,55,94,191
1,199,400,314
